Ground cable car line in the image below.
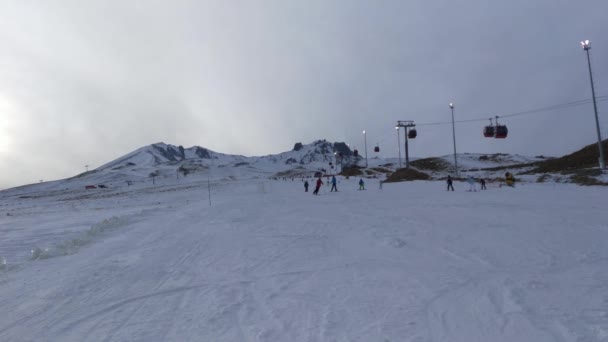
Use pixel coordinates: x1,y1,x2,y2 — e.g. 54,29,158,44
355,95,608,154
416,95,608,126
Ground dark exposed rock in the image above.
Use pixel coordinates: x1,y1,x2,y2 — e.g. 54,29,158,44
332,142,352,157
178,145,186,160
194,147,211,159
152,144,182,162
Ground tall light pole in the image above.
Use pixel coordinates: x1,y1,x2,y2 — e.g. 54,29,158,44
404,127,409,168
581,40,606,170
396,126,402,168
334,152,341,173
363,130,368,168
449,102,459,175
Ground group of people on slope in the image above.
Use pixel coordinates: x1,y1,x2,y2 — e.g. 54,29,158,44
446,175,487,192
304,176,365,194
447,173,515,191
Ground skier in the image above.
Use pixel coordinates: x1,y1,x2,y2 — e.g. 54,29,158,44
480,178,486,190
358,178,365,190
304,180,309,192
313,177,323,195
446,175,454,191
505,172,515,187
466,176,477,192
330,175,338,192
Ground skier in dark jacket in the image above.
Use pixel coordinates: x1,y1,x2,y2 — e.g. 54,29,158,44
304,180,309,192
313,178,323,195
447,175,454,191
480,178,486,190
330,176,338,192
358,178,365,190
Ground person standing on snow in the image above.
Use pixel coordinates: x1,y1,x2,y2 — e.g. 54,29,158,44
466,176,477,192
304,180,309,192
330,175,338,192
504,172,515,187
313,177,323,195
480,178,486,190
447,175,455,191
358,178,365,190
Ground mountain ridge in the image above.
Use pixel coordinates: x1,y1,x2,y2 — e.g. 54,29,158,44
96,140,359,172
2,139,607,194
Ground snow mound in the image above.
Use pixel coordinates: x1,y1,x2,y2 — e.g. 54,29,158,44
30,217,128,261
385,237,407,248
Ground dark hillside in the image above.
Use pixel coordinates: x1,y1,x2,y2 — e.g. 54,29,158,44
411,158,451,172
384,168,431,182
526,140,608,174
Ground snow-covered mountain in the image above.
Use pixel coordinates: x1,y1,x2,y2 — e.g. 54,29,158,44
96,143,229,170
0,140,365,195
97,140,358,172
85,140,362,186
3,139,604,196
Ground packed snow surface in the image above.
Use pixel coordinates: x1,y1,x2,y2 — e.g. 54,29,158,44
0,177,607,341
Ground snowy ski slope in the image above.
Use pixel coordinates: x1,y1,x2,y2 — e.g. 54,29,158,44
1,176,607,341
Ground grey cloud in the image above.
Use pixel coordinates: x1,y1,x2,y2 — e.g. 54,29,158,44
0,0,607,188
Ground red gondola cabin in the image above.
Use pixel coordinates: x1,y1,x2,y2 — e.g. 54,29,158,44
495,125,508,139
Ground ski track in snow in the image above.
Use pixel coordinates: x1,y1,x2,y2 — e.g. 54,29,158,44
0,179,607,341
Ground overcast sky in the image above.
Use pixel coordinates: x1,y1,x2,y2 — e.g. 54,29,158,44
1,0,607,189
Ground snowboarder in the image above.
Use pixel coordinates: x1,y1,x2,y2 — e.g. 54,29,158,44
304,180,309,192
313,177,323,195
447,175,454,191
480,178,486,190
358,178,365,190
330,176,338,192
466,176,477,192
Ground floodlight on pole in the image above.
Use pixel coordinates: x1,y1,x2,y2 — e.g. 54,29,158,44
449,102,459,175
580,39,606,169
